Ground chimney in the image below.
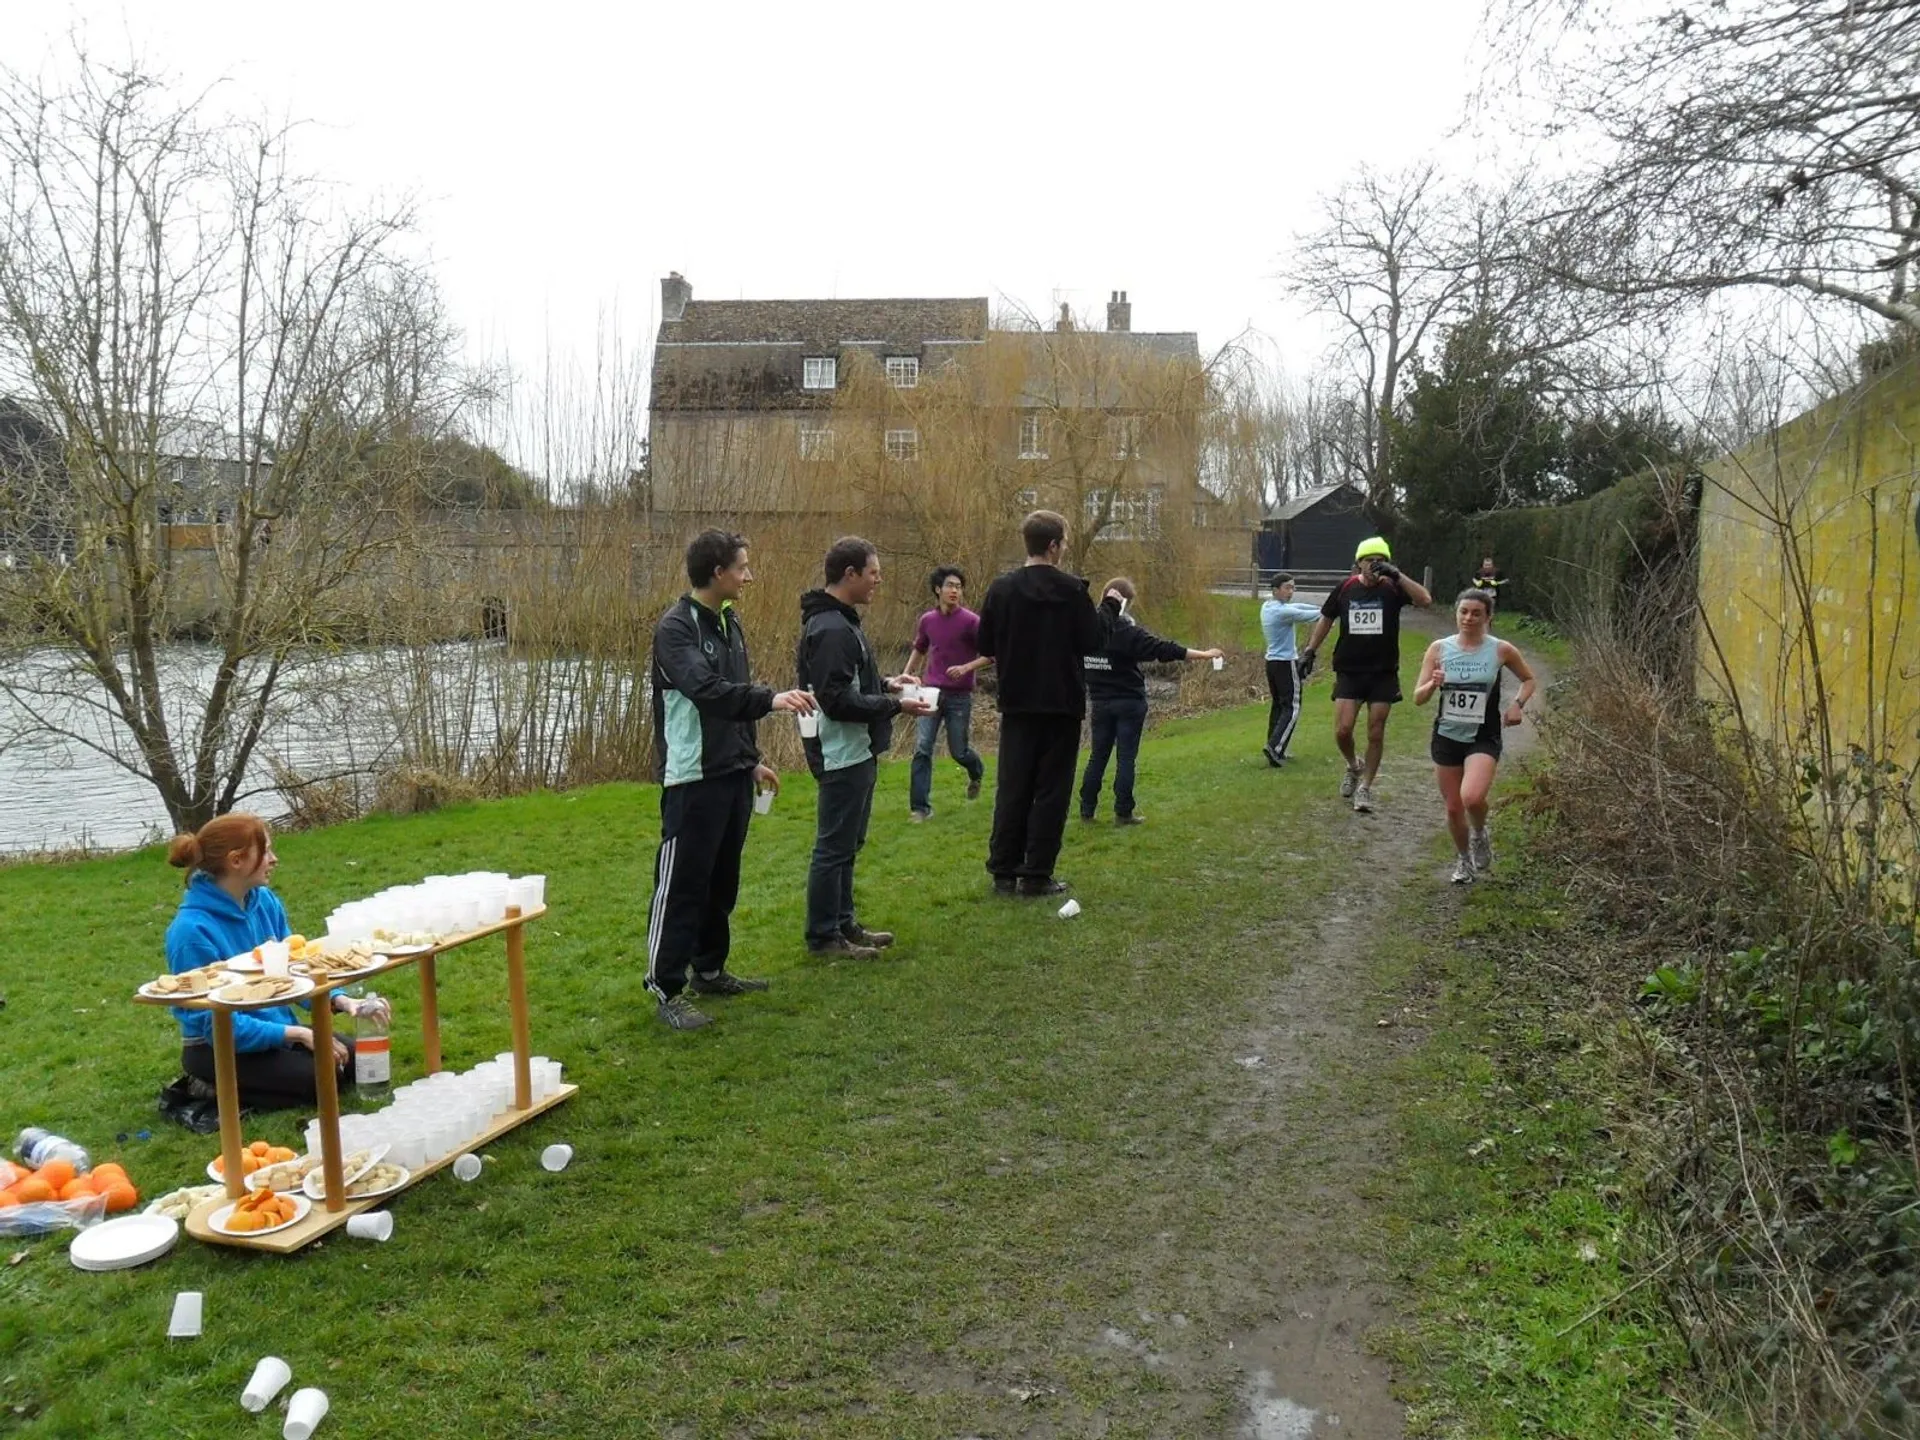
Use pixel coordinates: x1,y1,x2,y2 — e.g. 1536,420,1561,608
1107,290,1131,333
661,272,692,323
1056,301,1074,332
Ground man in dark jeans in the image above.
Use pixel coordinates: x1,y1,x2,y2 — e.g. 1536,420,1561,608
797,537,935,956
976,510,1106,897
646,529,817,1032
1079,577,1221,824
902,565,988,820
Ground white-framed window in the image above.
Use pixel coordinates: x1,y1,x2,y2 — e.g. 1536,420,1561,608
884,428,920,462
803,356,838,390
1085,487,1162,540
1108,414,1141,459
885,356,919,388
1015,487,1038,511
1019,413,1047,459
799,424,835,461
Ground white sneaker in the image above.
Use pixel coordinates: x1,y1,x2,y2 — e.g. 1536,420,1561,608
1352,783,1374,813
1450,855,1475,885
1470,828,1493,872
1339,765,1363,799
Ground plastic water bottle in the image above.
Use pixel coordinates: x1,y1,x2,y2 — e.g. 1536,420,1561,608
352,991,391,1100
14,1128,91,1174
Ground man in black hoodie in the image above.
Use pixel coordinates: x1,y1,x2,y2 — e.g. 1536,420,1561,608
1079,576,1222,824
796,538,935,957
976,511,1107,897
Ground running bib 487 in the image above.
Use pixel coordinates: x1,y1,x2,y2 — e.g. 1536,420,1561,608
1442,687,1489,724
1347,605,1384,636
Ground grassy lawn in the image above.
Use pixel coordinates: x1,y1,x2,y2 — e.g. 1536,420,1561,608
0,662,1368,1439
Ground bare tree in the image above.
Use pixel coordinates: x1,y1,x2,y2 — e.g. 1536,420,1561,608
0,53,464,831
1490,0,1920,333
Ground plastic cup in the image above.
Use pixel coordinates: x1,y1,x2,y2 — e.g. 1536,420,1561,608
452,1153,482,1182
541,1143,573,1172
283,1386,329,1440
241,1356,292,1413
753,788,774,816
168,1291,202,1338
346,1212,393,1242
1211,656,1225,671
1058,899,1082,918
797,709,819,738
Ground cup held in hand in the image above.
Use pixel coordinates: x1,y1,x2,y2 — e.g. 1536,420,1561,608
1211,655,1224,671
753,788,774,815
796,710,820,738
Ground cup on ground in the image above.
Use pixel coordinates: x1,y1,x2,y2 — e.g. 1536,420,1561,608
282,1386,329,1439
452,1153,482,1182
167,1291,202,1338
346,1212,393,1242
240,1355,292,1413
1058,899,1082,918
541,1143,573,1172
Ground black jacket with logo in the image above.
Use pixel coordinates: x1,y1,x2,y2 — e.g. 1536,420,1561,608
976,563,1107,716
795,589,900,776
1083,596,1190,705
650,595,774,787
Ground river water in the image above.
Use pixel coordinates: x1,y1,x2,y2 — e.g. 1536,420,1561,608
0,645,639,855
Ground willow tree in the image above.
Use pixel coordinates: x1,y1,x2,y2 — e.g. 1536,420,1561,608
0,54,467,831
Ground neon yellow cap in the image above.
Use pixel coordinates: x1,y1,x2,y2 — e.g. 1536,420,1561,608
1355,536,1392,561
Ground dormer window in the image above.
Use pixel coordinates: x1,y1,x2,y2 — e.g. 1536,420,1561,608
803,357,837,390
885,356,919,388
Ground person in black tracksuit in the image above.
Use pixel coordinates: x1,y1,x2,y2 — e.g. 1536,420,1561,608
795,538,933,957
1078,577,1222,824
976,511,1107,897
645,529,816,1032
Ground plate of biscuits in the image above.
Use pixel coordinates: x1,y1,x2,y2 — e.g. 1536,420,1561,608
210,974,312,1007
139,967,228,1001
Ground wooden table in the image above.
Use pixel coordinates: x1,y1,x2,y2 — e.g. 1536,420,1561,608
133,905,575,1255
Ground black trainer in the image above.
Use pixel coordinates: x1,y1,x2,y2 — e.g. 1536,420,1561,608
691,971,771,996
992,876,1018,896
806,936,880,960
842,926,894,949
1017,877,1071,898
656,995,713,1031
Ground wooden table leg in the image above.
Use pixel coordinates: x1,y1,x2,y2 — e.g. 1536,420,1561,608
419,954,442,1075
311,994,347,1213
210,1010,246,1201
506,920,533,1111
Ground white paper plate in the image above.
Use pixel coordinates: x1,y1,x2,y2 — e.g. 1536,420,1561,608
314,1163,410,1202
291,955,386,983
377,942,435,956
301,1143,391,1200
137,975,220,1001
208,1191,312,1238
210,975,312,1008
222,952,264,973
244,1156,320,1193
69,1212,179,1271
206,1151,297,1184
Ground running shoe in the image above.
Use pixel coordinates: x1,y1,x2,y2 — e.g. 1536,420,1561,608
1263,746,1283,768
909,810,930,823
806,936,880,960
690,971,770,996
1352,783,1374,813
843,926,894,949
1470,828,1494,873
656,995,713,1031
1017,877,1071,898
1339,765,1363,798
1450,855,1475,885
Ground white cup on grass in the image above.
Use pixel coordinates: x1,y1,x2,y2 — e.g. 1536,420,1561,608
346,1212,392,1242
282,1387,329,1440
541,1143,573,1172
240,1356,291,1413
452,1153,482,1182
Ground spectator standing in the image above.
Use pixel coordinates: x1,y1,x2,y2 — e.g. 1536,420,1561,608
1260,572,1324,766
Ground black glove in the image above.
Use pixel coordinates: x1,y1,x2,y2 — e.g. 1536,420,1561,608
1297,649,1317,679
1371,560,1400,581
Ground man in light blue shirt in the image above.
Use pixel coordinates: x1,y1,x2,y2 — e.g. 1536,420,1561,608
1261,573,1323,766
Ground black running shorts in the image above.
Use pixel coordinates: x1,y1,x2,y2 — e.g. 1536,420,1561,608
1332,671,1403,706
1430,731,1502,766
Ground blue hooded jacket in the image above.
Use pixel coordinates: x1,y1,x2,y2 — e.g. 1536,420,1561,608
164,873,297,1053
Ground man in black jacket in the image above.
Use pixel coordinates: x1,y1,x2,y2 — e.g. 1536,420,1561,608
646,529,815,1032
976,511,1107,897
1078,577,1222,824
796,538,934,957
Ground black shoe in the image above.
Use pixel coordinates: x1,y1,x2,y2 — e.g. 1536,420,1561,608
656,995,713,1030
842,926,894,949
1263,746,1283,768
807,936,880,960
966,777,982,801
691,970,770,996
1017,877,1071,898
1115,814,1144,826
992,876,1018,896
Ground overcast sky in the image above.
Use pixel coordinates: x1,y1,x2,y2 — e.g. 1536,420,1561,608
19,1,1489,390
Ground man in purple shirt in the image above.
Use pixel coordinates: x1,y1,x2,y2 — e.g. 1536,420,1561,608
901,565,989,820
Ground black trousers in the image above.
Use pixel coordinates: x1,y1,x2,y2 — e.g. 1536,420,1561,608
988,713,1082,881
1080,696,1148,819
181,1040,357,1113
646,769,754,1001
1266,658,1303,758
806,758,877,946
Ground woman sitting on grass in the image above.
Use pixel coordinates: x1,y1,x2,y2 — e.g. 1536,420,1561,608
162,813,380,1113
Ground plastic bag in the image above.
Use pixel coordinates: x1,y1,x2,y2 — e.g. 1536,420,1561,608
0,1192,108,1236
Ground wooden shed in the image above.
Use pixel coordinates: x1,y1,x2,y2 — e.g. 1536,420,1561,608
1254,483,1372,577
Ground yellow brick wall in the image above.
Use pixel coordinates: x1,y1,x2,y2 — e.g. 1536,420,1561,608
1697,365,1920,782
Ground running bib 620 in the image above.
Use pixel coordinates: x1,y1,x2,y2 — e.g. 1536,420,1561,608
1347,605,1384,636
1443,688,1489,724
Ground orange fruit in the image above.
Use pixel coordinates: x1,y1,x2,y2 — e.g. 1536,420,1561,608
248,1140,270,1157
0,1191,20,1209
90,1167,128,1191
57,1177,95,1202
36,1159,75,1191
13,1178,53,1204
266,1147,296,1163
101,1182,138,1213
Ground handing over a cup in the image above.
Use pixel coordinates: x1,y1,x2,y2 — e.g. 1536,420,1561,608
886,675,937,716
778,686,820,737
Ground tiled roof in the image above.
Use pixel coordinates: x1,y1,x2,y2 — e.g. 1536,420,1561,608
659,297,990,346
1268,482,1364,520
